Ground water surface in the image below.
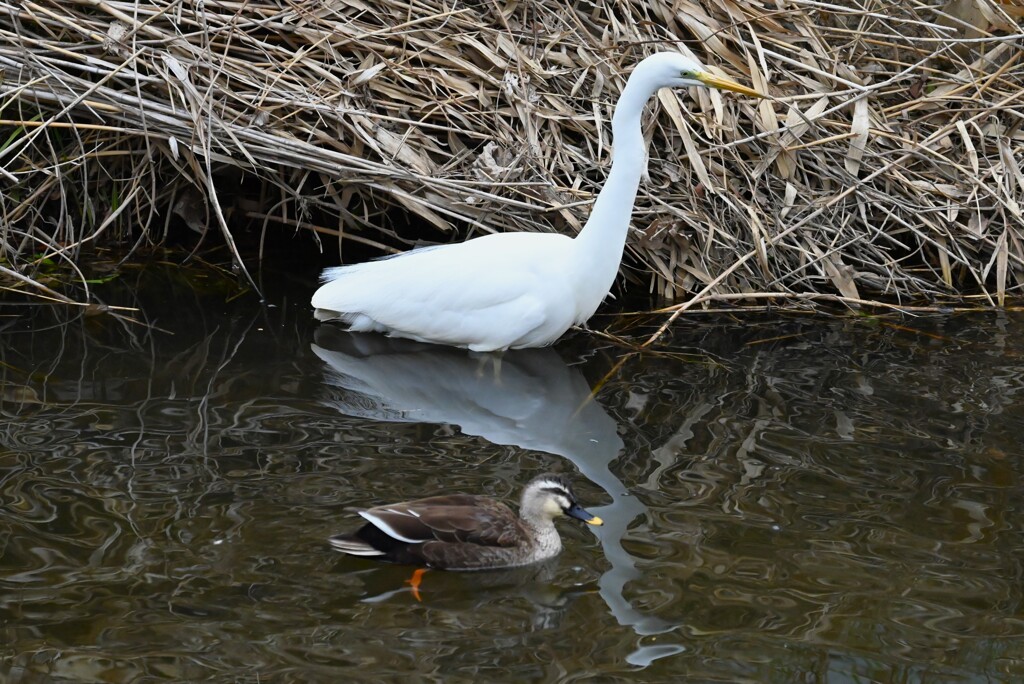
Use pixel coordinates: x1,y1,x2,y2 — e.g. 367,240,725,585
2,267,1023,682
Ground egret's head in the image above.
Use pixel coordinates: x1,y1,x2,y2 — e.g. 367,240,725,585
638,52,763,98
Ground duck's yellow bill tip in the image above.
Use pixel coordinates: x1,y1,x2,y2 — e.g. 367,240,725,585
587,515,604,526
696,71,764,98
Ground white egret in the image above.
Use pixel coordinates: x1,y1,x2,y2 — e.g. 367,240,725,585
312,52,762,351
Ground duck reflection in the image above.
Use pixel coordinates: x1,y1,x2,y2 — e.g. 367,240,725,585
312,329,673,636
356,559,590,619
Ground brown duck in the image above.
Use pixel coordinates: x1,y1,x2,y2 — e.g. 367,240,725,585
328,474,603,570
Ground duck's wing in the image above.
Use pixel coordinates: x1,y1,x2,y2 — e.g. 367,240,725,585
360,495,521,548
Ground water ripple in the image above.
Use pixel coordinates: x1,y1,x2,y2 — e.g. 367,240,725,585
3,299,1024,681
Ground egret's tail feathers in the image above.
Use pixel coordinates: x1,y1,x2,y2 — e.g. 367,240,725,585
312,304,388,333
328,534,386,557
314,307,341,322
318,265,354,284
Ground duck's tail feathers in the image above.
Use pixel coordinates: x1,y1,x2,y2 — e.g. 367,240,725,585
328,534,386,557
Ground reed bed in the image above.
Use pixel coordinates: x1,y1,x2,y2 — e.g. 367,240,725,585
2,0,1023,314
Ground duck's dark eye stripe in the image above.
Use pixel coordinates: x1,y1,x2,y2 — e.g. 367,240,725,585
540,485,570,498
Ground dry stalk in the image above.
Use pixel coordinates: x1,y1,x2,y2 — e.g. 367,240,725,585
0,0,1022,322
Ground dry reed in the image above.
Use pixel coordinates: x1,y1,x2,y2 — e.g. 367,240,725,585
2,0,1024,315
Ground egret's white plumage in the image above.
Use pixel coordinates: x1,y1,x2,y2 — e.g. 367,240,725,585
312,52,761,351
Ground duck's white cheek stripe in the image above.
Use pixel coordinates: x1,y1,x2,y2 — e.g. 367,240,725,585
361,511,424,543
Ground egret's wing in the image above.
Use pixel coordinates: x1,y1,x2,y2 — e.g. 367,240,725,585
312,233,571,349
316,244,447,284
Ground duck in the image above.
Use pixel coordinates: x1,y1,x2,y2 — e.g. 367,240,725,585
328,473,603,571
311,52,762,351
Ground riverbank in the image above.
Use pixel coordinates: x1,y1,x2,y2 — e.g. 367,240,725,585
2,1,1022,312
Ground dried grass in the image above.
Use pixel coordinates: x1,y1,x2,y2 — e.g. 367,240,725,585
2,0,1024,313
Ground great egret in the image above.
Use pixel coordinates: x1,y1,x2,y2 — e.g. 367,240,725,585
312,52,762,351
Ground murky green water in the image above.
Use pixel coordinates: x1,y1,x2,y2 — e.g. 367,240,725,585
3,266,1023,682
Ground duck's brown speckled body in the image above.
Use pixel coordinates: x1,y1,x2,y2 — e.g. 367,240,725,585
329,474,602,570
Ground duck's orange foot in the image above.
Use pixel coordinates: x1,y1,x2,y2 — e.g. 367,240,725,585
405,567,428,602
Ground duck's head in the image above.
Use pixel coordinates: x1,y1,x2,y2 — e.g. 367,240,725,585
521,474,603,526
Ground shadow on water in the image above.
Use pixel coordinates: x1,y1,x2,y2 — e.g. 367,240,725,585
3,264,1024,681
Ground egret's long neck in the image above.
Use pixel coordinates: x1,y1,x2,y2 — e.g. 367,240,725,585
573,75,659,301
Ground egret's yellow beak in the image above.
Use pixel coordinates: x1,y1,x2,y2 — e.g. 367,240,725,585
696,71,764,98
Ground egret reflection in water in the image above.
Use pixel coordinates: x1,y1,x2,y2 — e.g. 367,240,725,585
311,328,674,637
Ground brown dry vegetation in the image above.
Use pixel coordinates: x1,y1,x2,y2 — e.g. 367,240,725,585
2,0,1023,314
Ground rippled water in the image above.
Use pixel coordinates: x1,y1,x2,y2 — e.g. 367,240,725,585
2,266,1024,682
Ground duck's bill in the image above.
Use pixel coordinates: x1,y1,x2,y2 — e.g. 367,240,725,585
566,503,603,526
696,71,764,98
